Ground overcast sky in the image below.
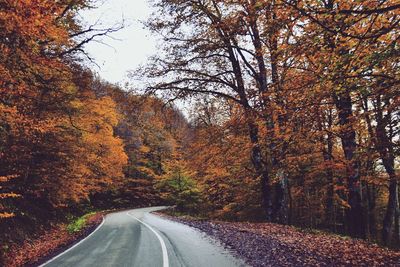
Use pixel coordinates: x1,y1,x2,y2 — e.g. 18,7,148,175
79,0,157,84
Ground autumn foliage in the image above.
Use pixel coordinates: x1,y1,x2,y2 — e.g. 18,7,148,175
138,0,400,247
0,0,127,262
1,0,400,264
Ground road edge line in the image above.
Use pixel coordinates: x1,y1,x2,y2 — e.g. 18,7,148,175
126,212,169,267
38,215,106,267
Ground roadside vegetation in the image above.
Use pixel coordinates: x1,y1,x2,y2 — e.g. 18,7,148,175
67,212,97,234
0,0,399,266
3,212,103,267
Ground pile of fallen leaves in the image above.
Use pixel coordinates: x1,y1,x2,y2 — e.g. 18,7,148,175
3,213,103,267
157,213,400,266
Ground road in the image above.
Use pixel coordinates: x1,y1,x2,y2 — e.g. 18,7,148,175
40,207,245,267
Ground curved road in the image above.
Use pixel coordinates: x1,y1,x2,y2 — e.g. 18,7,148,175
40,207,245,267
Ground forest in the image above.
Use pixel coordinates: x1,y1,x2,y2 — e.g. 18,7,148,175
0,0,399,265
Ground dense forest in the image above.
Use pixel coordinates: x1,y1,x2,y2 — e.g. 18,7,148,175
0,0,399,263
137,0,400,246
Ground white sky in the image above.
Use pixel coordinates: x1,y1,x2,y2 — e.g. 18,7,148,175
79,0,156,84
79,0,192,117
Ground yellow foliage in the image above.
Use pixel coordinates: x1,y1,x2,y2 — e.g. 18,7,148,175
55,95,128,203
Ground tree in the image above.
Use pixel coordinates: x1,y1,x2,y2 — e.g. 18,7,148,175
286,0,399,239
187,98,264,219
0,0,126,222
139,0,294,222
138,0,400,245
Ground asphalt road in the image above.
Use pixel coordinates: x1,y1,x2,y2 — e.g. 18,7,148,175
40,207,245,267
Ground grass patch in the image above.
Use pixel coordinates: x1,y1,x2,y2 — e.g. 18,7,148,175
67,212,96,234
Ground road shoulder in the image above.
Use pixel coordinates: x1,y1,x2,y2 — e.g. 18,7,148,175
4,212,104,267
154,212,400,267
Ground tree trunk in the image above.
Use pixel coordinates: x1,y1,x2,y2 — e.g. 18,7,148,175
244,2,281,222
247,116,273,221
361,96,377,239
396,191,400,246
368,184,377,238
267,8,290,224
383,178,399,245
223,31,273,221
319,108,335,230
374,95,398,246
380,136,398,245
333,91,364,238
274,170,290,224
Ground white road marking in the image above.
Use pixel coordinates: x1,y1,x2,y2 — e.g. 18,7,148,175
126,212,169,267
39,215,106,267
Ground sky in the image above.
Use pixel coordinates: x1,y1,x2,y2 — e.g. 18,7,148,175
79,0,157,84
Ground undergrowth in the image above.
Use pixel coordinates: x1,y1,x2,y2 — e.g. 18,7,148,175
67,212,96,233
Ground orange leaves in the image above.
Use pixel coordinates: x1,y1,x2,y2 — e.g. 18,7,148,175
50,94,128,204
0,0,70,46
0,174,20,219
185,105,262,219
0,212,15,219
139,145,151,153
0,2,132,263
0,193,20,199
